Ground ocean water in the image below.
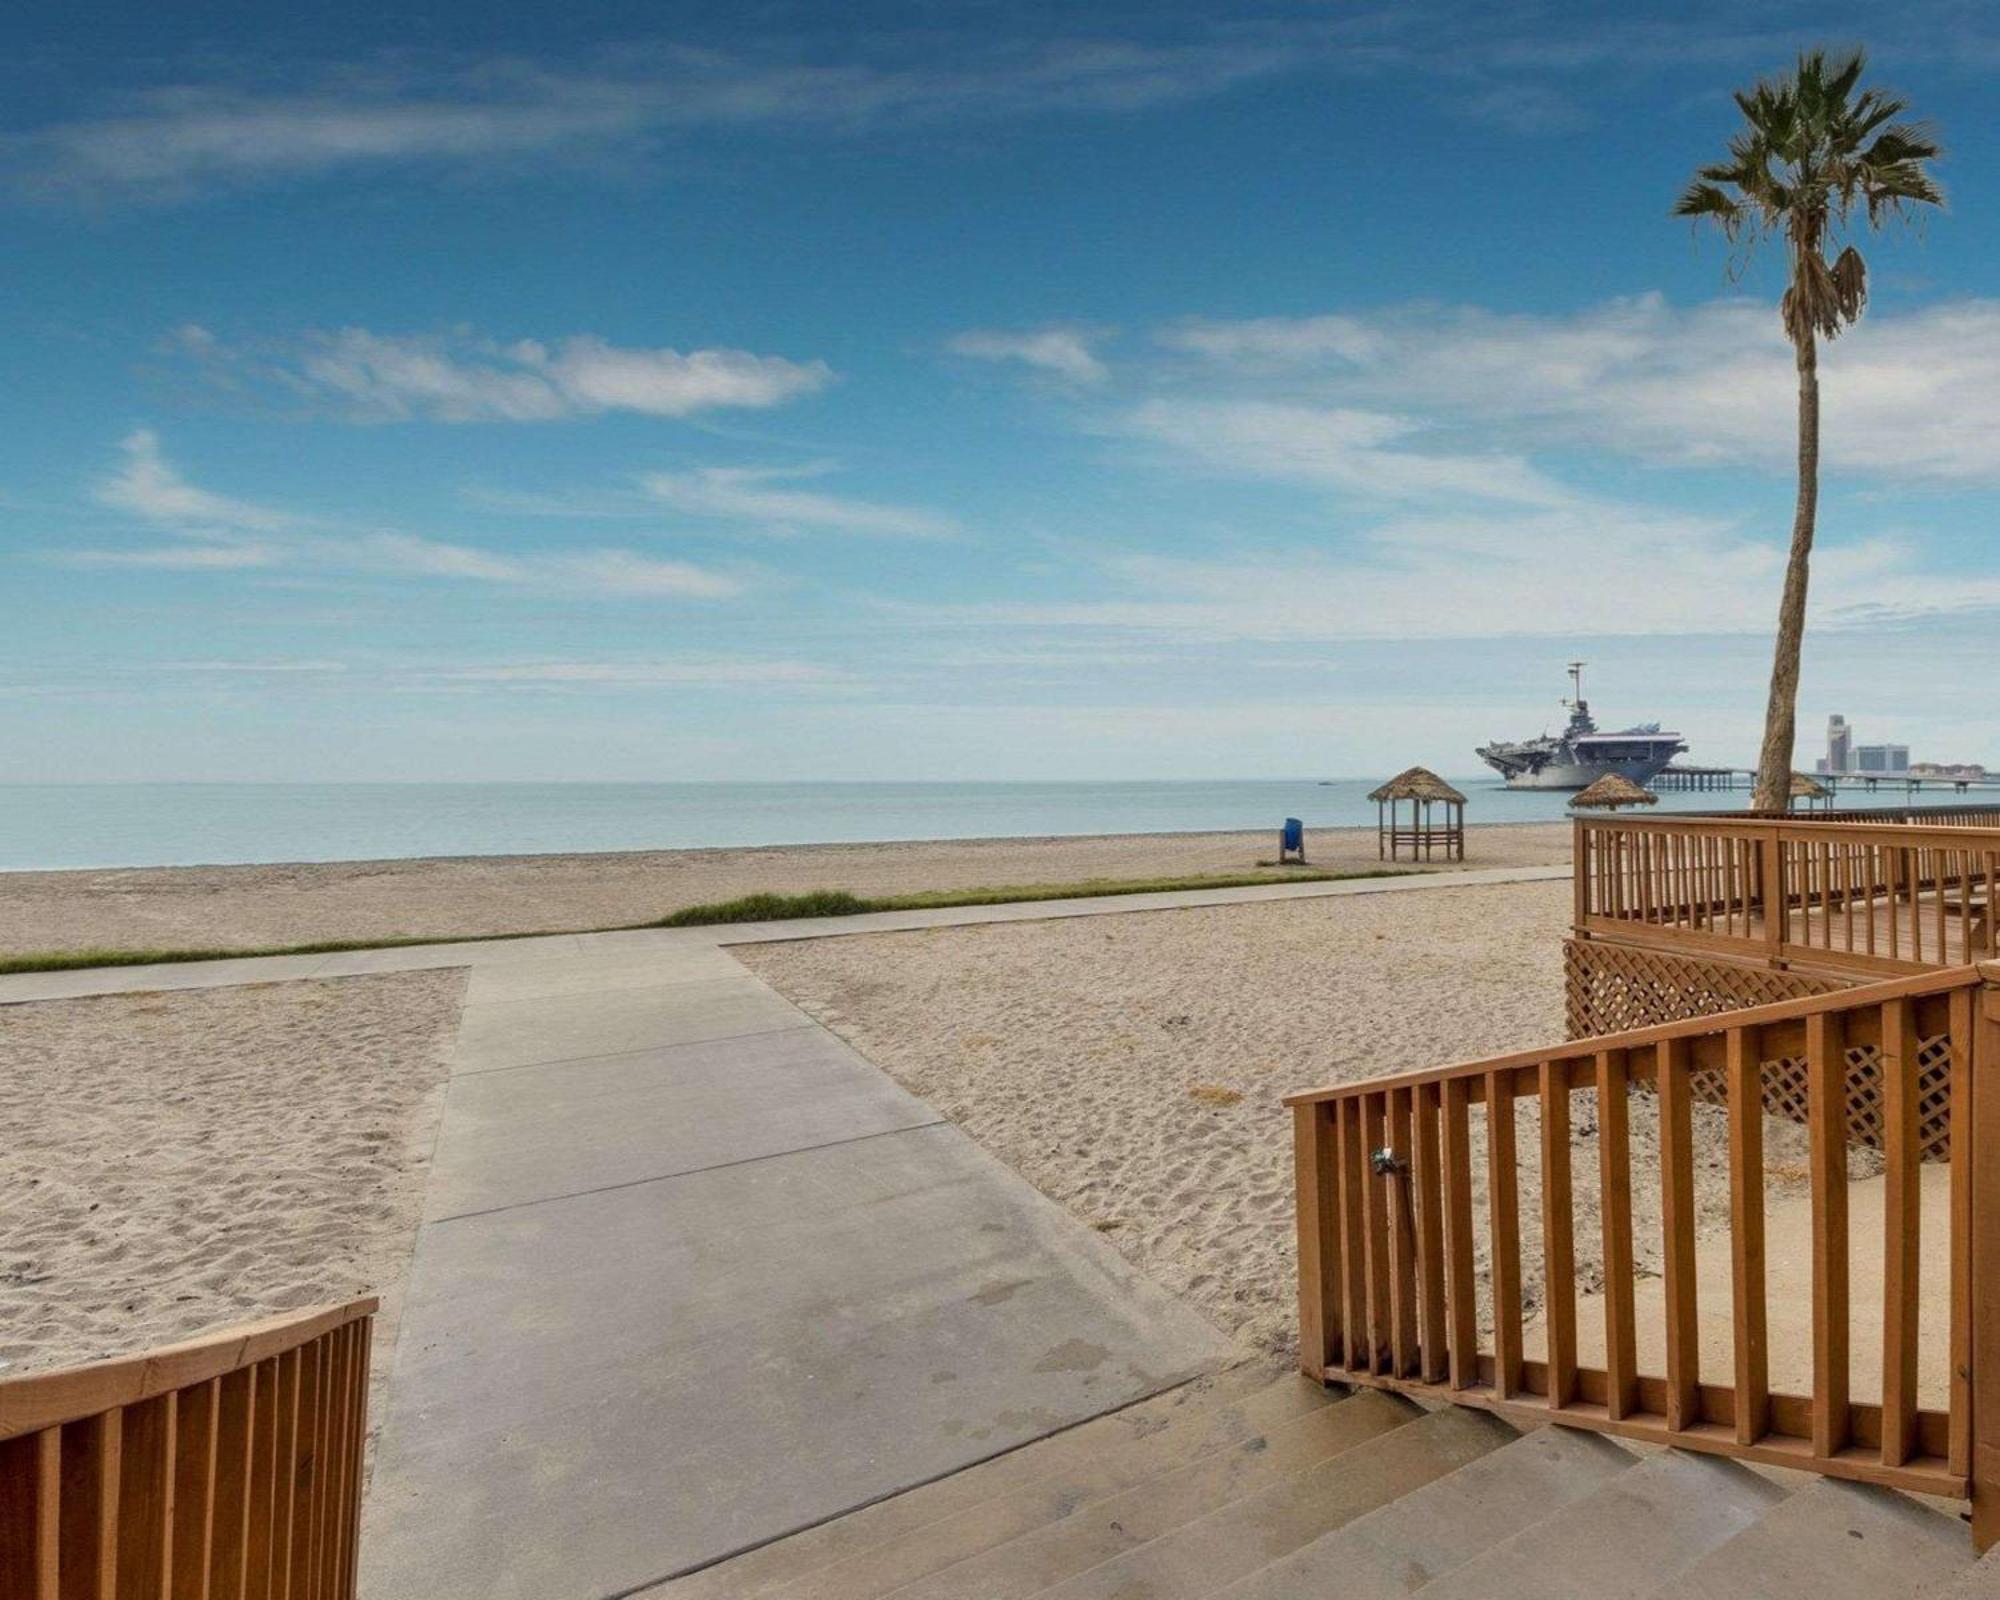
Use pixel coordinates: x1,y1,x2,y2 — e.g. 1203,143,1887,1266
0,778,1945,872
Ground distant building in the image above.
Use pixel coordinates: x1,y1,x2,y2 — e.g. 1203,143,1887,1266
1910,762,1989,781
1855,743,1911,775
1815,714,1911,776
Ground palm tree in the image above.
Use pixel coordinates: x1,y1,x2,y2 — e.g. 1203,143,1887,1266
1675,49,1941,812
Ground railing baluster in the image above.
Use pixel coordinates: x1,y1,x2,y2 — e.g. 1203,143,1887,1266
1539,1059,1577,1411
1808,1009,1851,1459
1597,1048,1639,1420
1413,1083,1449,1385
1972,976,2000,1547
172,1376,220,1600
1727,1026,1769,1445
1486,1070,1523,1400
247,1362,277,1600
1387,1089,1419,1377
1293,1102,1340,1379
1659,1038,1699,1431
1441,1078,1478,1390
58,1409,122,1600
117,1392,177,1599
1881,997,1919,1467
1951,987,1974,1480
0,1428,61,1597
1337,1099,1366,1376
1361,1094,1392,1374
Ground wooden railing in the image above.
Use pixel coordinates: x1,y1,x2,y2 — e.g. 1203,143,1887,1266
1575,814,2000,977
0,1298,376,1600
1290,968,2000,1546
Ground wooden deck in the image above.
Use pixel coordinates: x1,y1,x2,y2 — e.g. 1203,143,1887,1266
1573,811,2000,981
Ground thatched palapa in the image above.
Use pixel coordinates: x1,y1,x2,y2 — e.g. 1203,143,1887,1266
1368,767,1467,805
1569,773,1658,811
1372,766,1466,862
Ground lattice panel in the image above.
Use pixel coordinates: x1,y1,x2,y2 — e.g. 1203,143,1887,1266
1744,1034,1954,1162
1565,938,1954,1161
1563,937,1838,1040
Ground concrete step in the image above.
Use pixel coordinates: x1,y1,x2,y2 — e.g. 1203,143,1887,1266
877,1388,1423,1600
1026,1403,1516,1600
1666,1478,1974,1600
1408,1447,1788,1600
650,1363,1313,1599
1921,1541,2000,1597
763,1376,1367,1600
1213,1421,1640,1600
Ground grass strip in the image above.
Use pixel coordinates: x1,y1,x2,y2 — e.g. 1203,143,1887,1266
1,866,1419,975
652,868,1413,926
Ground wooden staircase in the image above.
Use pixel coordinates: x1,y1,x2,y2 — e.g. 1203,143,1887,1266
646,1364,1986,1600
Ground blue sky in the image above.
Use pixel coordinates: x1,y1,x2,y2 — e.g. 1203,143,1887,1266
8,0,2000,782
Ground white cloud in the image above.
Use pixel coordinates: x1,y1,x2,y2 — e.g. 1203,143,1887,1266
164,659,349,672
640,465,957,539
1160,295,2000,484
914,508,2000,643
1118,398,1577,507
440,659,841,686
72,431,744,600
7,31,1339,198
95,427,295,533
229,327,832,422
948,326,1110,384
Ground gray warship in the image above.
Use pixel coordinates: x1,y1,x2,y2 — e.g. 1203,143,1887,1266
1475,663,1686,791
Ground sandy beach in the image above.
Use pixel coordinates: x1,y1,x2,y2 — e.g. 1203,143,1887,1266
742,877,1833,1359
0,971,462,1393
0,822,1570,960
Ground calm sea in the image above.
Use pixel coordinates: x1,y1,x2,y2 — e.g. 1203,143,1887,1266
0,779,1939,872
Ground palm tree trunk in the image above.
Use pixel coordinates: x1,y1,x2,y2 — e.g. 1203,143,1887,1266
1751,332,1820,812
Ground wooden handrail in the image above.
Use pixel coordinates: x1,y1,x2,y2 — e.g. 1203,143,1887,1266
1572,814,2000,979
1284,965,1985,1108
1291,970,2000,1544
0,1298,377,1597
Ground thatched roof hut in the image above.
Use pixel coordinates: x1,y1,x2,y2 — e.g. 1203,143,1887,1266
1789,771,1833,811
1371,766,1466,862
1368,766,1467,805
1569,773,1658,811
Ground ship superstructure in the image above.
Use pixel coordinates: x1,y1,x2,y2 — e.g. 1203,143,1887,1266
1475,663,1686,791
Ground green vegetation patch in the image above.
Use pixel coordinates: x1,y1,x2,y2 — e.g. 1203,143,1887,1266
655,867,1416,926
1,866,1421,975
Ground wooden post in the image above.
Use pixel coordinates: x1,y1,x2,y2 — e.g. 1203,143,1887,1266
1293,1103,1340,1381
1971,972,2000,1549
1761,828,1787,966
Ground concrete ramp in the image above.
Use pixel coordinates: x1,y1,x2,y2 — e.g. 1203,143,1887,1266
360,948,1234,1600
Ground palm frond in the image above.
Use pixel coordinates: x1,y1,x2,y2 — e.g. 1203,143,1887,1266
1675,48,1939,345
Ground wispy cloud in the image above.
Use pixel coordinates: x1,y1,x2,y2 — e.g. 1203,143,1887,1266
947,325,1110,385
640,464,957,539
1158,295,2000,484
175,325,831,422
15,7,2000,202
912,509,2000,643
71,430,745,599
1116,398,1578,507
439,659,845,686
5,27,1348,200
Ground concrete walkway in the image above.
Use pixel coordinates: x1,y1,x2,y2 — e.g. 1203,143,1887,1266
2,864,1565,1596
357,942,1238,1600
0,864,1568,1006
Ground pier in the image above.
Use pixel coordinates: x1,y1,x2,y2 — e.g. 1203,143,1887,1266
1653,764,1999,796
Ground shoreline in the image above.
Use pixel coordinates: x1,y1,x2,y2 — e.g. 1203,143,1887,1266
0,820,1572,958
0,816,1555,878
